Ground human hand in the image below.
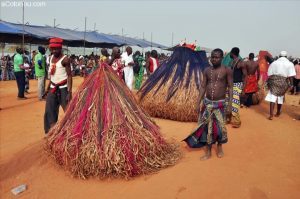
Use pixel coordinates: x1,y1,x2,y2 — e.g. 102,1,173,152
66,91,72,102
241,90,245,97
42,90,48,98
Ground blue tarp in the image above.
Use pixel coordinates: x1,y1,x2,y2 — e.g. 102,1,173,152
0,20,167,48
109,34,167,48
0,21,25,34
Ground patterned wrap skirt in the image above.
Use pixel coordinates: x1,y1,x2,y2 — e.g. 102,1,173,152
183,98,228,147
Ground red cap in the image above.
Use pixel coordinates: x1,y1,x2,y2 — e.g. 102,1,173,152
49,37,63,48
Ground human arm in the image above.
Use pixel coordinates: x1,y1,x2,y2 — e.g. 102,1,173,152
128,61,135,66
19,62,26,69
288,63,296,91
35,54,43,69
196,69,207,113
63,57,73,102
43,76,51,98
241,62,247,95
226,67,233,121
145,58,150,75
199,69,207,103
256,62,260,82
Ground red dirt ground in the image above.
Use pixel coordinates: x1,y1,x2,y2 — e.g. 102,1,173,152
1,77,299,199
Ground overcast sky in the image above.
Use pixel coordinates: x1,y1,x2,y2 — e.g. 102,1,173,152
1,0,299,57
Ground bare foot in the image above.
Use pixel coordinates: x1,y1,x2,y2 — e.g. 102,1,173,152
268,115,273,120
200,153,211,161
217,144,224,158
275,112,281,117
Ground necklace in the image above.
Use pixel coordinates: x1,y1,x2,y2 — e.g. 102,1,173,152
210,66,220,101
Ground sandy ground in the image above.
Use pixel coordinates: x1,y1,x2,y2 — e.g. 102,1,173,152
0,77,300,199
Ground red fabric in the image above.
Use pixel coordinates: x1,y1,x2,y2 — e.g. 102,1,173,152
111,58,124,80
184,44,196,50
244,75,258,93
213,119,218,140
50,63,56,75
50,79,68,93
181,43,196,50
49,37,63,48
149,58,159,73
258,50,272,73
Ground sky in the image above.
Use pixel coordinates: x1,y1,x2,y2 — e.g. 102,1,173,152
0,0,300,57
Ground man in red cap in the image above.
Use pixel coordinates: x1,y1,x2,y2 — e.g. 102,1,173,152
44,38,73,133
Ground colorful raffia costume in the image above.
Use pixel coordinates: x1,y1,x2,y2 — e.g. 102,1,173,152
45,63,180,179
258,51,272,83
139,46,210,122
184,98,228,147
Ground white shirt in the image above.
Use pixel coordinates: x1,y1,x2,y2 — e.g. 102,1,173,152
121,52,133,67
49,55,68,87
268,57,296,77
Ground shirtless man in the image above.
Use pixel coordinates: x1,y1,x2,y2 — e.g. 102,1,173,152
230,47,247,128
243,53,260,107
184,48,233,160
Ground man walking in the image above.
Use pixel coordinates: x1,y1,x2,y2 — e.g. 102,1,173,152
35,46,47,100
121,46,135,90
265,51,295,120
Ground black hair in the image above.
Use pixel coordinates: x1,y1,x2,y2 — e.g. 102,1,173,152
230,47,240,57
249,53,254,60
212,48,224,57
134,51,141,56
151,50,158,58
16,47,22,54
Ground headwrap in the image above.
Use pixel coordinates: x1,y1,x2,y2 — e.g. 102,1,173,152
49,37,63,48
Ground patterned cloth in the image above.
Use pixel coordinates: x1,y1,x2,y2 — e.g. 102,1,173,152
111,58,124,80
232,82,243,128
267,75,290,96
183,98,228,147
245,75,258,94
134,55,145,90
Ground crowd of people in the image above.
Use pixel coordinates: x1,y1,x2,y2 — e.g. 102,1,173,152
0,41,299,160
0,46,169,100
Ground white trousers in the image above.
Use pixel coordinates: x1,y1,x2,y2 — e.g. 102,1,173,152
123,66,133,90
37,76,45,100
265,91,284,104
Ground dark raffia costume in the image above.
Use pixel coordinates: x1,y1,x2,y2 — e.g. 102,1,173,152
139,46,210,122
